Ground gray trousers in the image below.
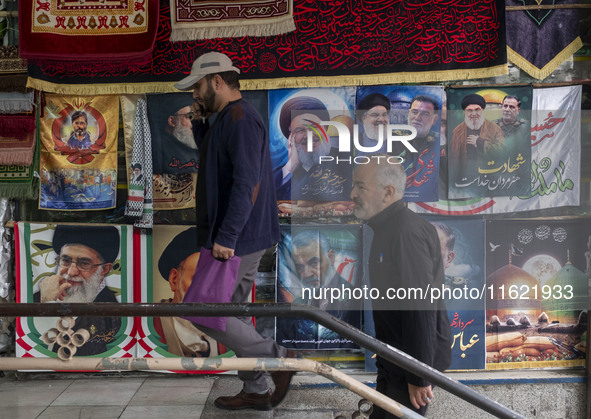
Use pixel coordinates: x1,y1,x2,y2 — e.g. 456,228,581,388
195,249,287,393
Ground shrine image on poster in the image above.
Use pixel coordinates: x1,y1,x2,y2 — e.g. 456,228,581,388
15,223,135,360
276,225,362,349
485,220,588,369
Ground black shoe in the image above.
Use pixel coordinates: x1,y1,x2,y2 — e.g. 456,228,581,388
271,349,298,406
214,389,273,411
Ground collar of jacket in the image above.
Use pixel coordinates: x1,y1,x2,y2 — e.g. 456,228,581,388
367,199,405,230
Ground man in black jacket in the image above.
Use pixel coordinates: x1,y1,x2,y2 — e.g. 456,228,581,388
350,155,451,417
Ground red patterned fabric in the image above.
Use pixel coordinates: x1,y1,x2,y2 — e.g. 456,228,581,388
19,0,159,71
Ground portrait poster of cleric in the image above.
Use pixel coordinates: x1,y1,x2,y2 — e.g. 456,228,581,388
268,88,355,217
138,225,231,364
275,225,362,350
426,218,486,370
447,87,532,199
355,86,443,202
39,95,119,210
485,219,588,369
15,223,135,360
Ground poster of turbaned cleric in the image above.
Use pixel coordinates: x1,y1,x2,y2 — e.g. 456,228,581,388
485,219,588,369
15,223,135,362
39,95,119,210
426,218,487,370
447,87,532,199
276,225,363,349
269,88,356,218
136,225,234,368
356,86,444,202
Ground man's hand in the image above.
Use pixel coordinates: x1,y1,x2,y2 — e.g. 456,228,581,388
408,383,434,410
213,242,234,260
39,275,72,303
466,134,479,147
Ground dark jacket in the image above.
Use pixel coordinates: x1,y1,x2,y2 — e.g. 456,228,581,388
367,200,452,387
194,98,280,256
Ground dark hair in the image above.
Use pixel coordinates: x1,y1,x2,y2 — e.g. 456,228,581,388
206,71,240,90
410,95,439,112
71,111,87,124
431,222,455,252
502,95,521,108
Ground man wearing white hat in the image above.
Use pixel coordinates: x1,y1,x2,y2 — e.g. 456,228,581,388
175,52,294,411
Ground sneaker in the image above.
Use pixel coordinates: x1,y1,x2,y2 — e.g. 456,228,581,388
214,389,273,411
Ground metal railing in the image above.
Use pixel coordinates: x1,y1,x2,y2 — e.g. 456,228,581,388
0,302,525,418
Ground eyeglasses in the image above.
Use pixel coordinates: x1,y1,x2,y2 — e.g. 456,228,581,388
56,256,107,271
175,112,195,121
465,108,483,115
365,112,389,119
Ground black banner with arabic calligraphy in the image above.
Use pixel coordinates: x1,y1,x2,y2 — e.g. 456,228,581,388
27,0,506,89
447,86,532,199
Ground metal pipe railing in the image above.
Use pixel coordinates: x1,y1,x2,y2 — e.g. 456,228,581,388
0,302,525,419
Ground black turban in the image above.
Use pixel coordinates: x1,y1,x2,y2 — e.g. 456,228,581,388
357,93,391,112
158,227,199,280
279,96,330,139
52,225,120,264
461,94,486,110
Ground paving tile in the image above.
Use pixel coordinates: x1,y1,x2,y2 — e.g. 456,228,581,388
37,405,126,419
0,406,46,419
120,405,204,419
51,378,145,406
128,379,211,406
0,379,73,407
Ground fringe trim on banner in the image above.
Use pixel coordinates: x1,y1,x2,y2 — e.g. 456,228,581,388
27,64,508,95
485,359,585,370
0,149,35,166
169,18,296,42
507,37,583,80
0,92,35,114
0,179,37,200
0,115,36,137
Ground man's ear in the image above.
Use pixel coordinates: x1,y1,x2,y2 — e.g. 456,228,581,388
383,185,396,203
433,114,440,125
101,263,113,277
168,268,179,293
328,249,335,265
168,115,176,128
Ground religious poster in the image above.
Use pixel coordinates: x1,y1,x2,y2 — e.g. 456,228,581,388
14,223,135,362
356,86,444,202
410,85,581,215
276,224,362,350
39,95,119,210
135,225,234,372
485,219,588,369
269,88,356,217
426,218,486,370
447,86,532,199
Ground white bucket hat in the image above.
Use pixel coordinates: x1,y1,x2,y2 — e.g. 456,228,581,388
174,52,240,91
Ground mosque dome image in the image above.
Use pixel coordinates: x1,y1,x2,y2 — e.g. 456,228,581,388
486,262,541,322
542,258,588,324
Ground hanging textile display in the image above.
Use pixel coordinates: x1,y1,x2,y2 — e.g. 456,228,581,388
169,0,295,41
38,95,119,210
0,113,36,166
506,0,583,80
26,0,507,94
19,0,159,73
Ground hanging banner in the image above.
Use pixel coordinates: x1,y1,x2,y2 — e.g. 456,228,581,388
410,85,581,215
356,86,444,202
276,224,362,350
269,87,356,217
426,218,487,371
26,0,507,94
485,219,588,369
39,95,119,211
447,86,532,199
15,223,135,362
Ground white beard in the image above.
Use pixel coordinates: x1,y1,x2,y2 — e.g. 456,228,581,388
297,139,332,171
363,122,387,141
173,124,197,150
61,270,103,303
465,114,485,130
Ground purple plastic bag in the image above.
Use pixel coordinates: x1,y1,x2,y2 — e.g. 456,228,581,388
181,248,241,331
